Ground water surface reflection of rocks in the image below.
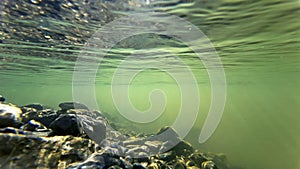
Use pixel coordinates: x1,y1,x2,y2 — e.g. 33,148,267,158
0,95,232,169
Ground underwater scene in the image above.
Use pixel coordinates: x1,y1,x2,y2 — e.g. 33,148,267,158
0,0,300,169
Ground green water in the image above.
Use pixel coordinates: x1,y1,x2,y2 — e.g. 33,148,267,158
1,0,300,169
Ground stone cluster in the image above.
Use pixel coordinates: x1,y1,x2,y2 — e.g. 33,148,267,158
0,95,231,169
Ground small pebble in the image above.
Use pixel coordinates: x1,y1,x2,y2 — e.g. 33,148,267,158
201,161,216,169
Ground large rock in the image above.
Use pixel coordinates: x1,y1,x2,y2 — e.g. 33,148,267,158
49,114,82,136
0,103,23,128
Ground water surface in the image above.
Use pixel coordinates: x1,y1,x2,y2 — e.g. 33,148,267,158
1,0,300,169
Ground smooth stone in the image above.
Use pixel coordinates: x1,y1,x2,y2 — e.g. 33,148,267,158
49,114,82,136
201,161,217,169
22,103,44,111
58,102,89,111
34,109,57,127
0,95,5,102
20,119,48,132
0,103,23,128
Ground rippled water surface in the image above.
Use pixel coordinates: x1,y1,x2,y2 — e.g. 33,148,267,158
1,0,300,169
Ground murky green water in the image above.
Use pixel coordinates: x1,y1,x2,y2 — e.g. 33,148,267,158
1,0,300,169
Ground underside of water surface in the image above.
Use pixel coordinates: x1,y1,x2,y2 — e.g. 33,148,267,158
0,0,300,169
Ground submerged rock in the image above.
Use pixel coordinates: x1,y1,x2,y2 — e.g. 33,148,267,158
59,102,89,111
76,110,107,144
0,133,96,168
132,163,147,169
157,151,176,163
174,158,187,169
22,103,44,111
189,153,207,167
68,151,119,169
49,114,82,136
0,95,5,102
33,109,58,127
20,107,38,123
0,103,23,128
0,100,231,169
148,162,160,169
171,140,194,156
201,160,217,169
20,119,49,132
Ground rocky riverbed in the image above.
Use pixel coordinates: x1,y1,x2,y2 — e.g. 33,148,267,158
0,95,231,169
